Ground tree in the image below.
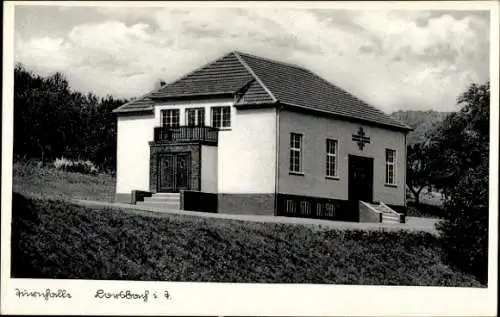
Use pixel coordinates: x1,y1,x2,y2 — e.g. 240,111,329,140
14,64,72,165
406,143,432,205
13,63,128,171
430,81,489,284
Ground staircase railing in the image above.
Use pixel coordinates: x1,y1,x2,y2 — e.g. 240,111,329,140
360,200,383,223
380,201,405,223
360,201,405,224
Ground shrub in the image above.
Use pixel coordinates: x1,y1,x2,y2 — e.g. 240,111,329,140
53,157,98,175
437,163,488,285
11,193,482,286
429,81,489,285
406,202,444,219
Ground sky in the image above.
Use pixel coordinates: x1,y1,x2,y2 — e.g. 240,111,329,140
13,4,491,113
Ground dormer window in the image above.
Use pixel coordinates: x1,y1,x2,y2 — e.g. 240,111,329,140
211,106,231,128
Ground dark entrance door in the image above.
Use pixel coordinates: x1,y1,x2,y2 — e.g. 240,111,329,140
348,155,374,203
158,153,191,192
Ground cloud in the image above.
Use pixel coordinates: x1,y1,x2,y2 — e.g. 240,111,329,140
14,7,490,112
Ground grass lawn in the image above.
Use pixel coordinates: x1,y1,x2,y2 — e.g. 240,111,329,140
11,192,483,286
12,162,116,202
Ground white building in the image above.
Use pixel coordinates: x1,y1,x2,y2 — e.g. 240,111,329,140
113,51,412,222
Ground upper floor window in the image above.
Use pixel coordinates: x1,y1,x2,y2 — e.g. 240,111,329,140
161,109,180,128
186,108,205,126
385,149,396,185
211,106,231,128
326,139,338,178
289,133,303,174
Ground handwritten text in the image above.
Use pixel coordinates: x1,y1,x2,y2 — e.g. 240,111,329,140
15,288,72,300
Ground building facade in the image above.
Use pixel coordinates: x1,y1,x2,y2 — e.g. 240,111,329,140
113,51,412,221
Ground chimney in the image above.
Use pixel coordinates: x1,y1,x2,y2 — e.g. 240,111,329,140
155,79,166,90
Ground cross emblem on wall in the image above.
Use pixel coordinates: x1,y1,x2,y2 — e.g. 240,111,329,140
352,127,371,150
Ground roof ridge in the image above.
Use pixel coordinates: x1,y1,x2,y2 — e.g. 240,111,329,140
115,53,237,111
146,51,242,98
234,50,313,73
274,59,411,129
232,51,278,103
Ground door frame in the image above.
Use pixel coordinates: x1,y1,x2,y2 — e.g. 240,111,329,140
347,154,374,203
157,152,192,193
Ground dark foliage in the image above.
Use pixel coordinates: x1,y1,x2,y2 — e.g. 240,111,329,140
406,202,444,219
430,82,490,285
391,110,450,145
406,143,433,205
14,63,127,171
11,193,482,286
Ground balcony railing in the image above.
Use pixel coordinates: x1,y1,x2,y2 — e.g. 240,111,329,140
153,126,219,145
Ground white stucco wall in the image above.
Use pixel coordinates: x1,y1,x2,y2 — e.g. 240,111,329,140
116,113,155,194
153,99,234,126
201,145,218,193
217,107,277,194
278,110,406,206
152,99,276,194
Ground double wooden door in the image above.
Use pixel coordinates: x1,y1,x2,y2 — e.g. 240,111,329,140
158,153,191,192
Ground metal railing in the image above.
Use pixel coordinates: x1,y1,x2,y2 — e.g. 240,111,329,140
153,126,219,145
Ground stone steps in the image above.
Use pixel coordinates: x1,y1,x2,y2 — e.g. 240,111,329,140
136,193,180,210
362,201,402,224
381,213,400,224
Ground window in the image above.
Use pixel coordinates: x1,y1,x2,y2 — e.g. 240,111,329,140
385,149,396,185
289,133,303,173
161,109,180,128
211,106,231,128
285,199,296,214
326,139,338,177
186,108,205,126
325,203,335,217
300,201,311,216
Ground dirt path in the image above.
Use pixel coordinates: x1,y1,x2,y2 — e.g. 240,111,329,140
73,199,440,235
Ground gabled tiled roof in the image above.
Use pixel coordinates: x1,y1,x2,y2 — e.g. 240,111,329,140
114,51,411,131
149,53,254,98
235,52,411,130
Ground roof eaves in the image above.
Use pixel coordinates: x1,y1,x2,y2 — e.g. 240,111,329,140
112,106,154,114
234,100,277,107
280,102,413,132
233,51,278,103
112,101,153,113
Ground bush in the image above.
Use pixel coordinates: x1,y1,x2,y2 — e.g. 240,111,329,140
428,81,489,285
53,157,98,175
406,202,444,219
11,193,482,286
437,163,488,285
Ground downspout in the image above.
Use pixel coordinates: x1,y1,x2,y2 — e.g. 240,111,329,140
274,102,281,216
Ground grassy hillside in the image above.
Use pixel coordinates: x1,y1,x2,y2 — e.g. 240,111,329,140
391,110,450,145
11,193,482,286
12,162,116,202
